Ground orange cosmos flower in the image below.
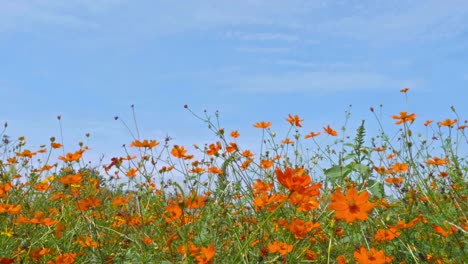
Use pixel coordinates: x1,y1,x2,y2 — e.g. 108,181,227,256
206,142,222,156
125,168,138,178
329,186,375,223
51,142,63,149
323,125,338,136
194,244,216,264
252,179,274,194
30,248,52,262
392,111,416,125
230,130,240,138
438,119,457,127
58,151,82,162
47,253,77,264
281,138,294,145
58,173,82,185
0,203,22,214
286,114,303,127
142,236,154,245
354,247,393,264
426,156,449,166
0,182,12,198
16,149,36,158
400,88,410,93
207,166,223,175
253,121,271,129
438,171,449,178
241,150,255,158
76,236,99,248
304,131,320,139
171,145,187,158
389,163,409,173
164,202,182,223
275,167,321,195
267,241,293,256
374,228,400,242
385,177,403,185
129,139,159,149
225,142,238,153
260,159,274,169
373,166,387,175
287,219,320,239
424,120,433,126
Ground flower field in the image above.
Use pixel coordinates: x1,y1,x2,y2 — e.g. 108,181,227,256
0,89,466,263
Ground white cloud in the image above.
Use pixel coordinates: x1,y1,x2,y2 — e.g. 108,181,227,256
1,0,466,45
235,47,290,54
225,31,299,41
219,71,422,94
0,0,122,32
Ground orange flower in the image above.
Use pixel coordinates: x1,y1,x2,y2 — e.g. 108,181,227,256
373,166,387,175
0,204,21,214
400,87,409,93
16,149,36,158
281,138,294,145
142,236,154,245
354,247,393,264
374,228,400,242
225,142,238,153
164,202,182,223
426,157,449,166
241,150,255,158
125,168,138,178
194,244,215,264
389,163,409,173
323,125,338,136
424,120,433,126
206,142,221,156
51,142,63,149
267,241,293,256
76,196,100,211
58,173,82,185
260,159,274,169
392,111,416,125
286,219,320,239
207,166,223,175
58,151,82,162
230,130,240,138
30,248,52,262
336,255,347,264
0,182,12,198
171,145,188,158
304,131,320,139
329,186,375,223
129,139,159,148
286,114,303,127
304,249,317,260
252,179,274,194
76,236,99,248
253,121,271,129
47,253,77,264
384,177,403,185
288,192,320,211
438,119,457,127
275,167,321,195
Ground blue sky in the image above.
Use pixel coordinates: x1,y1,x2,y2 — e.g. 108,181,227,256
1,0,467,163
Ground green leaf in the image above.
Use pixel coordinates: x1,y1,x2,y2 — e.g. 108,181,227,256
367,179,384,199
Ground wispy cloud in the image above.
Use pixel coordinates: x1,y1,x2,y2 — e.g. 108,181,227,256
2,0,467,46
0,0,122,32
235,47,290,54
218,70,422,94
224,31,299,42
